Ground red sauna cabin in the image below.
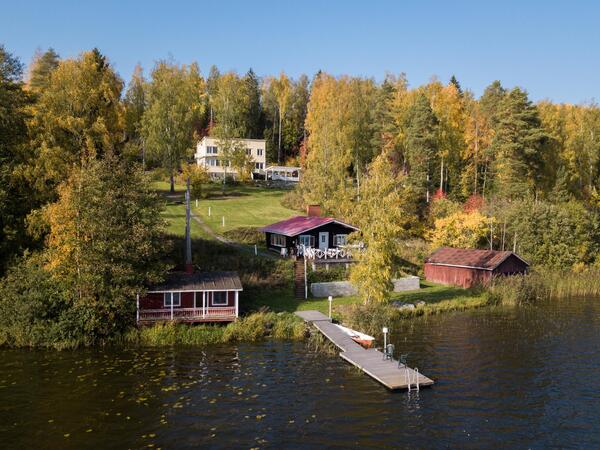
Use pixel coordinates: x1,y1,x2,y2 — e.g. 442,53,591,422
424,247,529,288
137,271,243,324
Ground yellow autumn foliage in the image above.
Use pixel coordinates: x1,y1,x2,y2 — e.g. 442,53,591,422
429,210,491,249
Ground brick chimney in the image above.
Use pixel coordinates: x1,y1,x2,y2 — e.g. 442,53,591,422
306,205,322,217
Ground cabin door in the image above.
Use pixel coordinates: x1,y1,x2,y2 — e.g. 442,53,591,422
318,232,329,250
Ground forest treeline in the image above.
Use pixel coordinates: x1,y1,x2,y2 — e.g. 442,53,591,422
2,43,600,344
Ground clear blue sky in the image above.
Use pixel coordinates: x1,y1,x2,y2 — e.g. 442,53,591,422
2,0,598,103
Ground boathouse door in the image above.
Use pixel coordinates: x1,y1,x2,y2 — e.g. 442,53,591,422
319,232,329,250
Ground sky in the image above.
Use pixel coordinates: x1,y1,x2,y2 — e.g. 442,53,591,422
1,0,599,103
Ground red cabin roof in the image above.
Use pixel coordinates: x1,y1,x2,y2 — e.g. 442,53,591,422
148,271,243,293
260,216,358,237
426,247,529,271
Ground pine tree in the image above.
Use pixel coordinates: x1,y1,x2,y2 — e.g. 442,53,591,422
490,87,549,198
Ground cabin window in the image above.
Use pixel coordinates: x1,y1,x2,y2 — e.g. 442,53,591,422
299,235,315,247
213,291,228,306
334,234,348,246
164,292,181,307
270,234,286,247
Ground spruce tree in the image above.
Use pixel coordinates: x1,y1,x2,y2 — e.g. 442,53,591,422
449,75,463,95
0,46,34,272
404,93,439,208
27,48,60,93
242,68,263,139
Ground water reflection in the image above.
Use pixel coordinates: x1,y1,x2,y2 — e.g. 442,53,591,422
1,299,600,448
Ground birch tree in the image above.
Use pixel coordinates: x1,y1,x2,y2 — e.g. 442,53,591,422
142,60,204,193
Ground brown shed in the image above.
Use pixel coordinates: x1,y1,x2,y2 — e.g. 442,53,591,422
424,247,529,288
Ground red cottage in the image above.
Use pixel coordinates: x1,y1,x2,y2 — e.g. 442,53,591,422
260,205,359,258
137,271,242,324
424,247,529,288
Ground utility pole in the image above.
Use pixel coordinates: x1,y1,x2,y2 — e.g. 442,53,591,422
185,177,193,273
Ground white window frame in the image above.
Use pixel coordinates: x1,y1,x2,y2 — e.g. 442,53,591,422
257,149,263,156
270,234,286,247
207,146,218,155
212,291,228,306
164,292,181,307
299,235,315,247
334,234,348,246
255,162,264,170
246,148,252,156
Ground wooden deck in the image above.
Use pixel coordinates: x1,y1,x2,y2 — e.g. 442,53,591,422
296,310,434,390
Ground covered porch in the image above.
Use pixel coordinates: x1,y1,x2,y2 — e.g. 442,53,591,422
137,271,243,324
138,305,237,323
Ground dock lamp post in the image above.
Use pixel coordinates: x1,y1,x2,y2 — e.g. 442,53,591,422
328,296,333,319
383,327,389,356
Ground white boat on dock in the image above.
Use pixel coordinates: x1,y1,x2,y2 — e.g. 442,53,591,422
333,323,375,348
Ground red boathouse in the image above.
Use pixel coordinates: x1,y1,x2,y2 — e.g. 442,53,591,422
424,247,529,288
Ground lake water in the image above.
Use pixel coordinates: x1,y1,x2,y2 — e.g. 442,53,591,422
2,299,600,449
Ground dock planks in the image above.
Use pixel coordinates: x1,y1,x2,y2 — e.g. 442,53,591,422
296,310,434,390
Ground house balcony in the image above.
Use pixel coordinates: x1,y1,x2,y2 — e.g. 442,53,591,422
138,307,237,324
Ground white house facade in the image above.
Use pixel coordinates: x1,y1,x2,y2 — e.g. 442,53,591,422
195,136,266,179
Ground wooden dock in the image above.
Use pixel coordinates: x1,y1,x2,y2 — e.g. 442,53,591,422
296,310,434,390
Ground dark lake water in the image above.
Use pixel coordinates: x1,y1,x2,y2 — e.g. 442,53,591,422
2,299,600,449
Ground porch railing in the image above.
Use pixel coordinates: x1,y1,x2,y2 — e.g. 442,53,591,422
139,307,237,322
296,245,361,260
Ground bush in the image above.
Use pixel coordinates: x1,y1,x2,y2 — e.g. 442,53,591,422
128,312,307,346
281,189,305,212
307,265,348,283
223,227,264,245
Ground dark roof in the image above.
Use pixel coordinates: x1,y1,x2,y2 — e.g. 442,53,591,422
425,247,529,271
260,216,358,237
148,271,243,292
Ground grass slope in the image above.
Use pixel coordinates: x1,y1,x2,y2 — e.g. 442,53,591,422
192,184,297,234
152,180,211,239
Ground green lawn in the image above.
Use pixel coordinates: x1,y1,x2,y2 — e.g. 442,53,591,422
152,180,211,239
245,281,480,315
192,184,298,234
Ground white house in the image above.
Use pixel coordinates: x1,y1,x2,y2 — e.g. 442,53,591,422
195,136,266,179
